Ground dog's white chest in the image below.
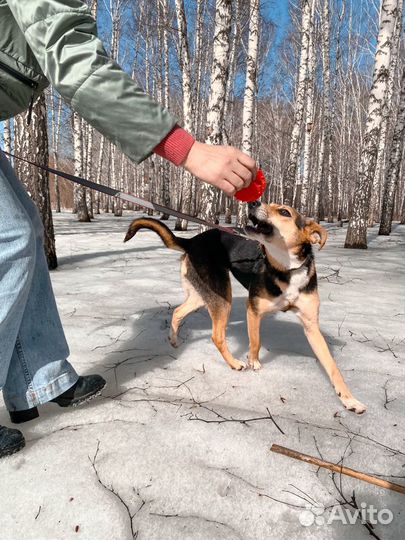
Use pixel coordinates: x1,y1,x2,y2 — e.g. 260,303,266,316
283,267,309,303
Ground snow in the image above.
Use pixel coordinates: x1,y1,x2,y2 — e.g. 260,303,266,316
0,211,404,540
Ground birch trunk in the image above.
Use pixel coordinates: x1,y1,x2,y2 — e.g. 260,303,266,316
322,0,333,222
174,0,194,230
95,136,105,214
300,0,317,214
200,0,232,225
14,96,57,268
345,0,400,249
283,0,313,206
368,2,403,226
51,91,62,212
237,0,260,227
313,111,325,220
193,0,206,137
378,67,405,235
30,95,57,268
223,0,240,224
85,122,94,218
73,111,90,221
160,0,171,220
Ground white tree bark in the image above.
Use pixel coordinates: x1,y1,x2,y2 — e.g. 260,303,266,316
200,0,232,225
345,0,400,248
73,111,90,221
160,0,171,219
174,0,194,230
223,0,240,224
14,96,57,267
379,67,405,234
368,1,403,225
50,90,62,212
300,0,317,214
95,135,105,214
241,0,260,156
237,0,260,226
193,0,206,137
322,0,333,222
284,0,313,206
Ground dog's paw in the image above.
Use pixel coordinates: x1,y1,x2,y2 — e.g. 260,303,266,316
248,360,262,371
342,397,366,415
230,359,246,371
169,335,178,348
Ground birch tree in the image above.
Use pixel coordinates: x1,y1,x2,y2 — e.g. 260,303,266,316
299,0,317,214
237,0,260,226
73,111,90,221
200,0,232,224
379,67,405,235
368,1,403,225
29,95,57,268
345,0,400,249
283,0,313,206
49,90,63,212
321,0,333,222
14,96,57,268
160,0,171,220
223,0,240,223
173,0,194,229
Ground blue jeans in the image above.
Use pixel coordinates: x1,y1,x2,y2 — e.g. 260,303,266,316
0,149,78,412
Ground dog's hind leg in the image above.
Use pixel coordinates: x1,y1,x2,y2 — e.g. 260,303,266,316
209,300,246,371
296,292,366,414
170,257,205,347
169,288,204,347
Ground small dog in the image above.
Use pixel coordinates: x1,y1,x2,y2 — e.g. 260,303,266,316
124,201,366,414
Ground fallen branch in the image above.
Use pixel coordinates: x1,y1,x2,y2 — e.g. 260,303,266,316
270,444,405,495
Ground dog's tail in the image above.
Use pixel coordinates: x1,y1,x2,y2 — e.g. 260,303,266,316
124,218,188,252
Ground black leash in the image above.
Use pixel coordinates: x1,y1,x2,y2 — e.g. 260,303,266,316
3,150,248,239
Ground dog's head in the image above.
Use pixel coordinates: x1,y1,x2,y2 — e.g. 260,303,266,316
245,201,327,269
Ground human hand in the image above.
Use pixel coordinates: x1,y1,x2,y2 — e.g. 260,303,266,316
182,141,257,197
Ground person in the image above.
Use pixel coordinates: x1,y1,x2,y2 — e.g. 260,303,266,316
0,0,257,457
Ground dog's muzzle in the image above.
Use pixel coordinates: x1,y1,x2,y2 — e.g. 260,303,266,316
246,202,274,236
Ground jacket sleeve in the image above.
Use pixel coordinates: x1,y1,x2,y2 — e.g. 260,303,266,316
5,0,177,164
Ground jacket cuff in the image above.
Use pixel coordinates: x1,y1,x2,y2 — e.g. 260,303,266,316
154,125,195,166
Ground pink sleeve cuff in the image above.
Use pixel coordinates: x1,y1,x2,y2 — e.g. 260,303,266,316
153,125,195,166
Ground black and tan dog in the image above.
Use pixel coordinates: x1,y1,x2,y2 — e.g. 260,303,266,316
124,201,366,414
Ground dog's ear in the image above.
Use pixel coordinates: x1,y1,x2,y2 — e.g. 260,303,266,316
304,220,328,250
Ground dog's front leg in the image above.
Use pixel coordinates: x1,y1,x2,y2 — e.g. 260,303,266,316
247,302,263,370
296,293,366,414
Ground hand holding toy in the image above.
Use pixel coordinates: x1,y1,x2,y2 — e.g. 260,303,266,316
235,169,266,202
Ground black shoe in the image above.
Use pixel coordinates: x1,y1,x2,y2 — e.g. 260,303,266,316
8,375,106,424
0,425,25,458
9,407,39,424
50,374,106,407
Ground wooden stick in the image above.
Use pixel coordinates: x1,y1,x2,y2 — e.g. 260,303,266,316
270,444,405,495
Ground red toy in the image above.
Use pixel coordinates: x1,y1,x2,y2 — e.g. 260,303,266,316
235,169,266,202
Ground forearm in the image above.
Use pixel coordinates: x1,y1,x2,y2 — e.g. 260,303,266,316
153,126,195,166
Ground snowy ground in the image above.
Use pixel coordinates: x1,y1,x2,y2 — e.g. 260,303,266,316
1,211,404,540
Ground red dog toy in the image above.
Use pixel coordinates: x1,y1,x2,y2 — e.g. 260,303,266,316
235,169,266,202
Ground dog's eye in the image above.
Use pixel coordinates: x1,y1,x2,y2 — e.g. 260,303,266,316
278,208,291,218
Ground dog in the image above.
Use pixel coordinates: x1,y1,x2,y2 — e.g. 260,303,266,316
124,201,366,414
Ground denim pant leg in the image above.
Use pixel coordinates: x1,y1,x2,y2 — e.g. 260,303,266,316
0,150,78,411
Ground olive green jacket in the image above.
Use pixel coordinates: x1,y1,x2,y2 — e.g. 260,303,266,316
0,0,177,163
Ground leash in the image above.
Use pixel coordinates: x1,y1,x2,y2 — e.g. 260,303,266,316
3,150,249,239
